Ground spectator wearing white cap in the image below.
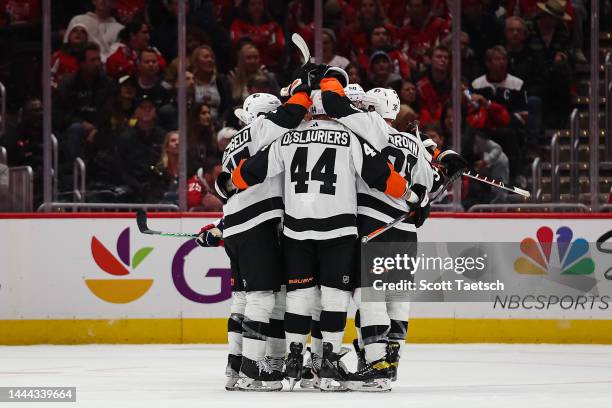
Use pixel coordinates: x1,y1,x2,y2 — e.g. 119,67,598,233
216,127,238,153
66,0,124,62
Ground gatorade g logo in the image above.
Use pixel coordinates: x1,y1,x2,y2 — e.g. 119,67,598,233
514,226,595,275
171,240,231,303
87,227,154,303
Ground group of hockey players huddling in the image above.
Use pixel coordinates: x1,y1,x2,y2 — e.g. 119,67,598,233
194,61,467,392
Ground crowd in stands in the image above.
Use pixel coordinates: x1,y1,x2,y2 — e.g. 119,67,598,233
1,0,610,209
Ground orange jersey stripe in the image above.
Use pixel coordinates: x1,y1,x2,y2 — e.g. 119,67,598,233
287,92,312,109
320,77,345,96
384,163,408,199
231,159,249,190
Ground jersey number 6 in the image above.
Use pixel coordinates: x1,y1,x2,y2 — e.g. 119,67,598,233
290,147,338,195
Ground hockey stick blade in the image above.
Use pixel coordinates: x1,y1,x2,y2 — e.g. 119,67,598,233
292,33,311,64
462,171,531,198
135,210,199,238
280,33,313,97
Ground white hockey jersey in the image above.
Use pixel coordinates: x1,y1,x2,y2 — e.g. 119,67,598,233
232,119,410,240
220,108,304,238
321,86,434,231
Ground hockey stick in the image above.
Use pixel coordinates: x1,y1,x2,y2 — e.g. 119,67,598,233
361,170,530,243
135,210,199,238
280,33,311,97
462,171,531,198
360,176,453,244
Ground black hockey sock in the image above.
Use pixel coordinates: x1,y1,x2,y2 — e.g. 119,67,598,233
388,319,408,342
228,313,244,357
320,310,347,352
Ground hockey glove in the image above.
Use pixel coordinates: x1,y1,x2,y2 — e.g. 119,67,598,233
407,184,431,228
214,171,237,202
436,150,467,182
196,219,224,247
287,62,327,95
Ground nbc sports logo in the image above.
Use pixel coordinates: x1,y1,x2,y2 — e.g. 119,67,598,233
86,227,154,303
514,226,595,276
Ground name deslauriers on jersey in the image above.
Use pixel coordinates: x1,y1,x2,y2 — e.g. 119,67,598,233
281,129,350,146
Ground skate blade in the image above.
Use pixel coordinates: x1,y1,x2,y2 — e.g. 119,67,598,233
347,378,391,392
319,378,349,392
225,376,240,391
236,378,282,392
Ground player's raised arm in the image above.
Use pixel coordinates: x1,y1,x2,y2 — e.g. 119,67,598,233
231,139,284,190
320,77,388,151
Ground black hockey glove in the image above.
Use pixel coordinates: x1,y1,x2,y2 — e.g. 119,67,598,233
408,184,430,228
195,220,224,247
436,150,467,182
287,62,328,95
214,171,237,203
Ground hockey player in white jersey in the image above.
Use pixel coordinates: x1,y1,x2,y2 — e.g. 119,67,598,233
208,88,313,391
321,77,466,391
230,81,424,391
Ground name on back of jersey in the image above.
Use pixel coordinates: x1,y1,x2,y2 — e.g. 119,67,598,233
388,133,419,158
222,128,252,162
281,129,350,146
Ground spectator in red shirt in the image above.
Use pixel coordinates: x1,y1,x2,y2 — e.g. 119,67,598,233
106,20,167,79
416,45,451,124
401,0,450,73
340,0,398,59
52,23,91,86
358,25,411,79
229,0,286,72
113,0,147,25
187,157,223,211
0,0,40,25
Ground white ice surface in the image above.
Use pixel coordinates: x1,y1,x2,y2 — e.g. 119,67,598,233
1,344,612,408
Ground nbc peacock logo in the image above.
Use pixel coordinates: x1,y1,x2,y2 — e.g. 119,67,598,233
514,226,595,276
86,227,154,304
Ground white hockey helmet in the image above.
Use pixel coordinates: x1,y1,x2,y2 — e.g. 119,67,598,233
234,92,281,125
344,83,366,109
365,87,400,120
309,90,326,116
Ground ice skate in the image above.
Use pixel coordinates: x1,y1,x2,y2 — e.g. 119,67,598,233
300,351,321,389
318,342,349,392
225,354,242,391
386,341,400,382
285,342,304,391
346,357,392,392
236,356,283,392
